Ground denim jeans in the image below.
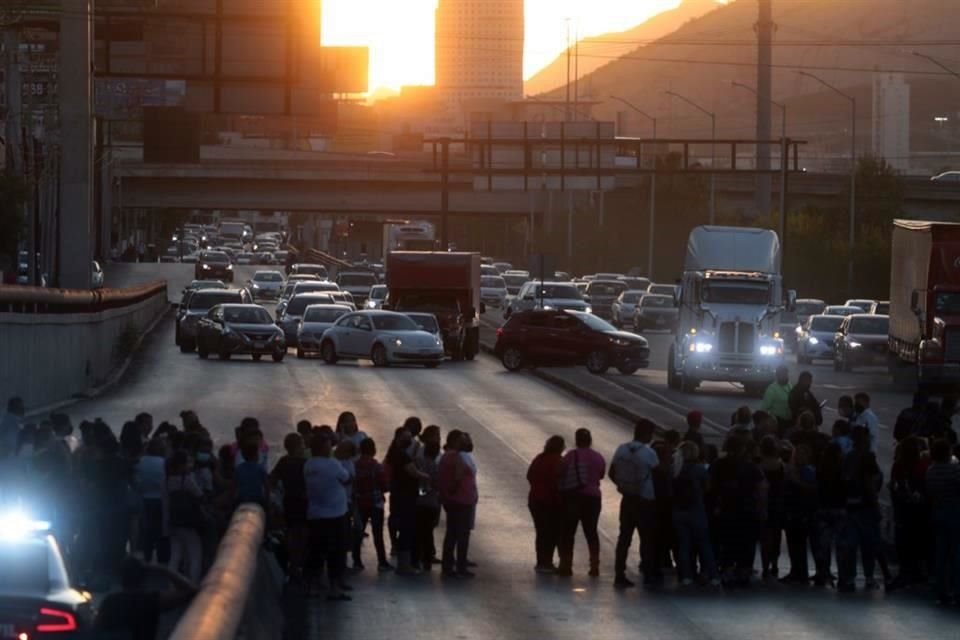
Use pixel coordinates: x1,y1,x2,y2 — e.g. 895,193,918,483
673,509,717,581
354,507,387,566
815,508,848,579
308,515,347,585
838,507,881,587
442,502,473,572
613,496,657,579
529,500,562,568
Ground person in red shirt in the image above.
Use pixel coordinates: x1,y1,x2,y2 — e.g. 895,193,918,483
527,435,566,573
438,430,478,577
557,428,607,578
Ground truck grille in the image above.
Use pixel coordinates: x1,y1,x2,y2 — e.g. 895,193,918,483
718,322,755,354
946,330,960,361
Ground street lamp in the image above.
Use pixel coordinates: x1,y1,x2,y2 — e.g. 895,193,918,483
610,95,657,278
665,90,716,224
797,71,857,296
732,81,788,241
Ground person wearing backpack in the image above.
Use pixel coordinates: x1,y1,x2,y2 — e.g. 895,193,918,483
556,428,606,578
673,441,719,586
166,450,206,582
609,420,658,588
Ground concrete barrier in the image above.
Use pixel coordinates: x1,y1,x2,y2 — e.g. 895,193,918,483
0,284,168,410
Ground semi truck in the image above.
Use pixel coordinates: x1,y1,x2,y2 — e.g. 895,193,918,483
667,226,794,395
888,220,960,389
385,251,483,361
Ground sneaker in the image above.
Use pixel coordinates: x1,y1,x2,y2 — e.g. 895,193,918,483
442,568,458,578
457,569,476,578
614,575,635,589
535,565,557,575
556,566,573,578
378,561,394,572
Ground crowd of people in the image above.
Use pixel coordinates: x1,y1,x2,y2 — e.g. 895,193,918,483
3,364,960,617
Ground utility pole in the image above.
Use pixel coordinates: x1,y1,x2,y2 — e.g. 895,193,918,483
58,0,93,289
440,139,450,251
755,0,774,216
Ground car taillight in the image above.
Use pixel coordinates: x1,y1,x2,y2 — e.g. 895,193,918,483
36,608,77,633
496,328,503,338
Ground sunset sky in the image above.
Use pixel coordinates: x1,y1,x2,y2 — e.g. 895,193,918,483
321,0,684,92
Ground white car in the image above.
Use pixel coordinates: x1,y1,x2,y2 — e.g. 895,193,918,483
480,275,508,309
297,304,353,358
247,270,284,300
796,314,845,364
319,310,445,367
610,290,646,327
366,285,388,309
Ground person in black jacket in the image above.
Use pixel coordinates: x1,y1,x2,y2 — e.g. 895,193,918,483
789,371,823,427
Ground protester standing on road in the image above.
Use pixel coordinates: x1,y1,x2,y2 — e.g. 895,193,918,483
851,393,880,452
672,441,719,586
270,433,309,581
353,437,392,571
136,438,169,564
609,420,659,588
166,449,205,583
386,427,428,575
438,430,479,577
789,371,823,427
759,436,786,579
894,392,929,442
781,444,818,584
414,440,442,572
683,411,705,455
888,436,930,590
305,432,351,601
837,428,883,592
556,428,606,578
762,366,793,435
527,435,565,574
336,412,368,451
925,438,960,604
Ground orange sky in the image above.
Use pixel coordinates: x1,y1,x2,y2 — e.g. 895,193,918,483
321,0,685,92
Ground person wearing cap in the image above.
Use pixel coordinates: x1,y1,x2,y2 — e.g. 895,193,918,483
683,411,705,456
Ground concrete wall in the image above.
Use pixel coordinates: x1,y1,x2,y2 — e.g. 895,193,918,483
0,290,168,410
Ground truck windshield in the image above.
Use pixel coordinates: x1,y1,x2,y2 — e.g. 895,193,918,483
796,301,826,316
810,316,844,332
935,292,960,315
702,282,769,305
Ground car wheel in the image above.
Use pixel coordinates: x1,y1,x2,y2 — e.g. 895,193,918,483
180,339,195,353
667,349,681,391
272,350,285,363
253,354,263,362
197,346,209,359
586,350,610,375
321,341,338,364
174,325,181,346
218,348,231,360
371,343,389,367
297,347,305,359
501,347,524,371
681,375,699,393
618,365,639,375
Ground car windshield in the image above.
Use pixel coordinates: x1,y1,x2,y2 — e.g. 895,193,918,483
642,295,672,308
304,308,348,323
827,306,858,316
587,282,627,296
223,307,272,324
372,314,418,331
702,282,770,305
254,272,283,282
620,278,650,290
370,287,387,300
339,274,377,287
203,252,229,264
503,274,529,287
874,303,889,314
0,542,53,594
648,285,676,296
189,291,240,309
296,265,327,276
287,296,332,315
621,292,643,303
810,316,844,332
191,281,225,290
797,301,826,316
532,285,581,299
481,276,506,288
849,317,889,335
576,313,618,332
396,293,459,312
296,283,338,294
935,292,960,315
408,315,439,332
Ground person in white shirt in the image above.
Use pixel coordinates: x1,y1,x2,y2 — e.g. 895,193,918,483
852,392,880,452
609,419,660,588
305,433,352,601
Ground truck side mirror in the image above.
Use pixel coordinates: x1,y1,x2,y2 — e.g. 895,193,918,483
910,291,920,313
787,289,797,312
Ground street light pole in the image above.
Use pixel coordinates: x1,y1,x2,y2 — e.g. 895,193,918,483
732,81,788,241
798,71,856,295
666,91,716,224
609,95,657,277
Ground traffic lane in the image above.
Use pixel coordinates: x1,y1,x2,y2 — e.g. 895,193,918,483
104,263,266,303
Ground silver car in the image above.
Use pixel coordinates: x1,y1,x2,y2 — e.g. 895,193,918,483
796,314,845,364
176,288,251,352
319,310,445,367
297,304,352,358
825,305,863,317
247,270,284,300
610,290,646,327
366,285,388,310
277,293,337,346
480,275,508,309
632,293,678,332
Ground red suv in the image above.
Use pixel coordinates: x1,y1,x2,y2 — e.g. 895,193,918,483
495,309,650,375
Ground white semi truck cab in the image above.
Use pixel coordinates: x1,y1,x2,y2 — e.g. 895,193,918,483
667,226,795,396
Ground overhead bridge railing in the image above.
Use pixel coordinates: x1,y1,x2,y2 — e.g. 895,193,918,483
0,281,167,313
170,504,284,640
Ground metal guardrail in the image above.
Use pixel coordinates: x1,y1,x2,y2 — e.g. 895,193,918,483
0,280,167,313
169,504,266,640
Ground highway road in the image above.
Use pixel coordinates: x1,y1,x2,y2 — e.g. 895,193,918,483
83,263,960,638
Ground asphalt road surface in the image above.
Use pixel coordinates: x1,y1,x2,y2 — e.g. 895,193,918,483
84,264,958,639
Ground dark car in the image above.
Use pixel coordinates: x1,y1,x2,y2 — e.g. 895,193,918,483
196,304,286,361
277,293,338,345
585,279,628,320
833,314,890,372
0,517,93,638
194,250,234,282
176,288,252,352
495,309,649,375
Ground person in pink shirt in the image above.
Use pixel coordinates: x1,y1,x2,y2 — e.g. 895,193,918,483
556,428,606,578
438,430,478,578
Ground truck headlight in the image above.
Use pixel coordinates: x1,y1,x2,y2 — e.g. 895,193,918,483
689,341,713,353
394,338,403,347
848,341,862,349
808,336,819,345
759,344,783,356
585,306,592,314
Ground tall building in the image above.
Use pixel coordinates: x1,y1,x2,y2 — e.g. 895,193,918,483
872,72,911,172
435,0,524,126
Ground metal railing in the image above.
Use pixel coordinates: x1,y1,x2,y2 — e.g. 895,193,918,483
169,504,266,640
0,280,166,313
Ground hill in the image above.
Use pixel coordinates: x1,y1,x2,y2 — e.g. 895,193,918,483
524,0,723,97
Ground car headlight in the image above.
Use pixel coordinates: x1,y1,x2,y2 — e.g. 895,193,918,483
585,306,592,314
273,332,284,342
251,283,260,289
689,341,713,353
609,337,632,347
435,336,442,346
542,305,555,311
808,336,819,345
202,264,211,270
759,344,783,356
394,338,403,347
226,264,234,270
366,300,378,309
848,341,862,349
